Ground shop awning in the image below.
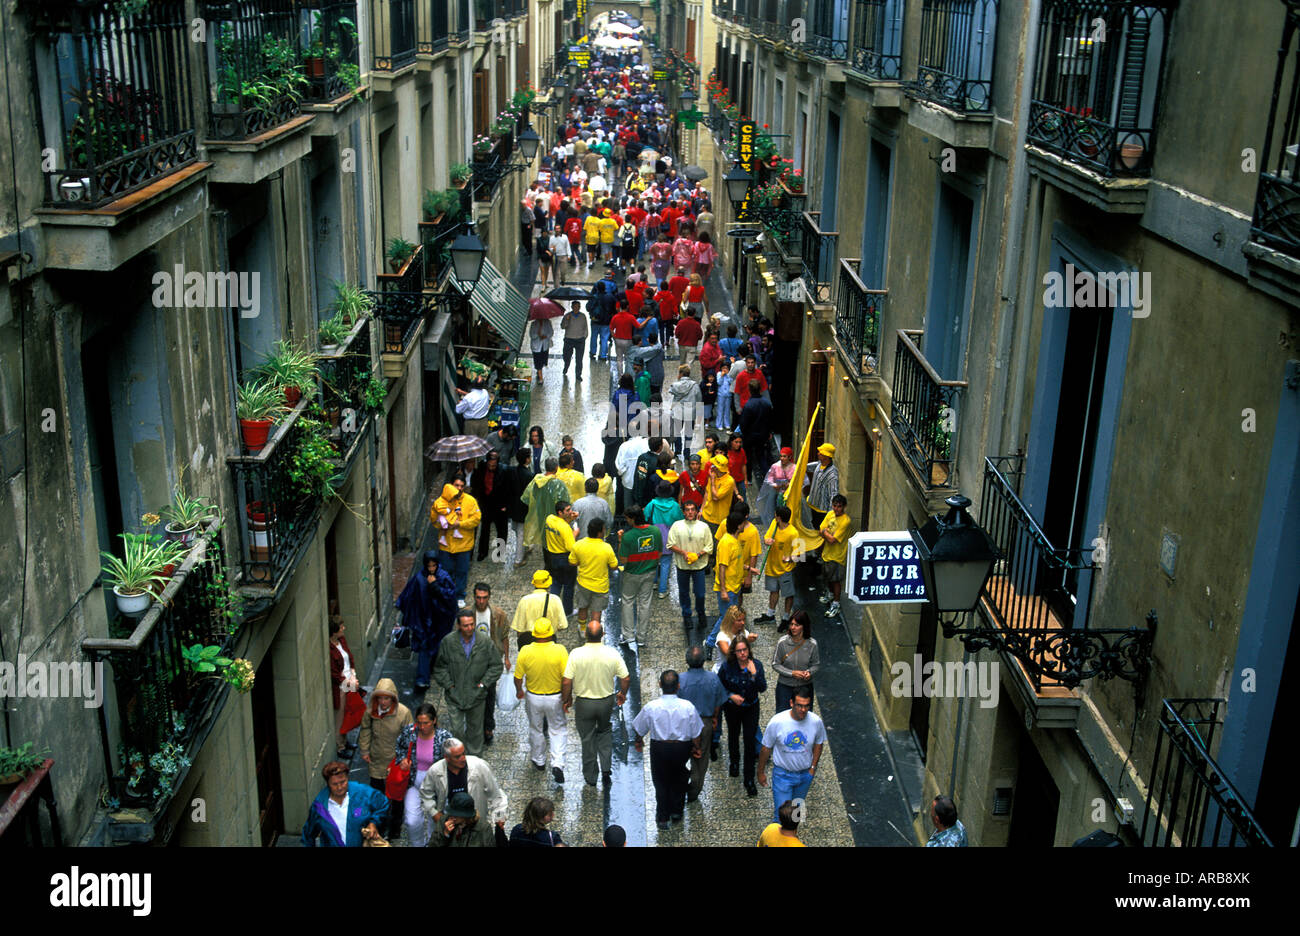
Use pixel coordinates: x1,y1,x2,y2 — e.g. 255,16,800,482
460,258,529,352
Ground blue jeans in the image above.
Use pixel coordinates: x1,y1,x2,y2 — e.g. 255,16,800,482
676,567,707,620
770,765,815,824
416,648,435,686
657,553,673,595
709,591,741,649
439,549,470,603
590,324,610,358
716,391,732,429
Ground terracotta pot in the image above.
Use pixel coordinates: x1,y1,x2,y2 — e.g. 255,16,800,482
1118,142,1145,171
239,417,274,452
305,56,325,78
388,257,404,272
284,385,302,406
162,563,176,578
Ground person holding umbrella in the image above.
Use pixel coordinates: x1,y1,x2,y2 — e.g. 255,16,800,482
529,312,554,384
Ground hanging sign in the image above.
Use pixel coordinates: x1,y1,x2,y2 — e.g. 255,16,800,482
653,68,668,81
735,120,755,221
568,47,590,69
844,531,929,605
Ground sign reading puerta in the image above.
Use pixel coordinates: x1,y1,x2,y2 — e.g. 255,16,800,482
844,532,928,605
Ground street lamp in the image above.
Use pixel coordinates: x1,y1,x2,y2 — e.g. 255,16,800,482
909,495,998,618
516,126,541,162
679,87,697,108
449,225,487,286
723,162,753,207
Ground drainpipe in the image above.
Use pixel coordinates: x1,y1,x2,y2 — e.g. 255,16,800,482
986,0,1042,462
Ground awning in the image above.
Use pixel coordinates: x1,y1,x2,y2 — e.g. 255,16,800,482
459,257,529,352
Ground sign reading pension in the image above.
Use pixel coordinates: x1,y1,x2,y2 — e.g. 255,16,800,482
845,532,928,605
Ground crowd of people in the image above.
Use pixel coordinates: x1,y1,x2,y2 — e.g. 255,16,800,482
302,45,968,849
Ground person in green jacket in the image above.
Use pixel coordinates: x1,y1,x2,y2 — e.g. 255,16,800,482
520,458,570,553
616,505,663,649
633,359,652,405
433,609,504,757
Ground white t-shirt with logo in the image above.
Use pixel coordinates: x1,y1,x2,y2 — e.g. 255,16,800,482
762,710,826,772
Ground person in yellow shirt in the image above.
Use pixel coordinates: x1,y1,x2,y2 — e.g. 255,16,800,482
569,518,619,626
757,505,803,626
758,800,807,847
701,454,736,532
714,501,762,592
544,501,579,614
513,618,570,783
709,514,746,657
431,479,481,604
583,212,602,268
555,452,586,503
818,494,852,619
592,463,616,515
597,210,619,263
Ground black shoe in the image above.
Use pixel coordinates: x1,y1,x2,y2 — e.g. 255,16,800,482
746,782,758,797
602,771,613,787
586,778,597,787
483,731,494,745
754,612,776,624
669,813,683,823
656,821,670,830
711,743,719,762
553,767,565,784
686,792,699,803
778,619,790,634
729,764,739,778
413,682,429,693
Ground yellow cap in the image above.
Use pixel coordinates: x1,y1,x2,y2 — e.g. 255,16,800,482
532,569,553,589
817,443,836,458
531,617,555,639
711,454,729,471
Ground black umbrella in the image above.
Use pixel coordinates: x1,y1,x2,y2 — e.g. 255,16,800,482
682,165,709,182
545,286,594,301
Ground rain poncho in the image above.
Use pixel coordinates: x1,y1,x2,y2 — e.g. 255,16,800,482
520,474,570,548
395,550,458,652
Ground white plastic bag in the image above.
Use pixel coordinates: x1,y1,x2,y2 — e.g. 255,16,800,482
496,673,520,713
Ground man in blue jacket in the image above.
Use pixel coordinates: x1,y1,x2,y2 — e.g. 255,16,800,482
302,761,390,846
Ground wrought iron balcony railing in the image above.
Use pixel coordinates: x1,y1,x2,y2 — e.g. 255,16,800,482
833,258,885,378
457,0,472,38
1252,0,1300,259
203,1,306,141
82,527,240,810
908,0,999,113
850,0,904,80
372,0,418,71
418,0,450,53
801,211,838,304
977,454,1154,690
27,0,198,207
1028,2,1172,177
302,1,362,103
1141,699,1273,847
317,315,376,462
891,329,966,487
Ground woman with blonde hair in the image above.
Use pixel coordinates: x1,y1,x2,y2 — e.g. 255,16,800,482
715,604,758,661
684,272,708,321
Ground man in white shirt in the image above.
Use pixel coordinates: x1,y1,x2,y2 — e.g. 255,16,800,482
615,433,650,503
549,230,572,285
665,499,714,636
757,688,826,825
455,380,491,437
631,670,704,830
560,301,589,382
562,621,631,787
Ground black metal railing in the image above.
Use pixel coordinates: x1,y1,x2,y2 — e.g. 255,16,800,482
28,0,197,207
909,0,999,112
418,0,450,52
1141,699,1273,848
372,0,417,70
302,1,361,103
420,211,468,287
833,259,886,378
892,329,966,486
470,133,515,202
373,289,428,357
1252,1,1300,259
82,528,237,809
202,1,306,141
851,0,904,79
801,211,838,303
0,759,62,846
457,0,472,38
1028,2,1172,177
977,454,1154,690
379,242,425,293
318,316,375,461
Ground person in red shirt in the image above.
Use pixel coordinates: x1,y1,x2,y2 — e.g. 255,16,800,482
609,304,640,375
654,286,679,322
679,453,706,511
726,433,749,500
733,355,769,411
698,333,723,377
663,203,682,239
675,311,704,368
627,282,646,318
667,270,691,303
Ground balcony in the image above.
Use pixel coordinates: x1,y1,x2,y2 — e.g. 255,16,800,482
371,0,418,74
301,1,363,105
25,0,199,210
375,241,431,375
907,0,998,143
418,0,451,54
891,329,965,489
977,454,1154,699
81,527,241,836
202,1,309,141
800,211,838,305
1247,0,1300,305
850,0,904,81
832,258,886,380
1140,699,1273,847
1025,2,1172,214
0,759,62,846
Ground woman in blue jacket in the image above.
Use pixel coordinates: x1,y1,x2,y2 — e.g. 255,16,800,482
395,551,458,693
302,761,390,846
717,636,767,797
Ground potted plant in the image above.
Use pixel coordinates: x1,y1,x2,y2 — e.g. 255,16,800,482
449,162,472,188
435,188,462,223
100,532,185,616
387,236,416,272
423,188,445,222
159,468,218,545
473,135,493,158
257,338,319,405
0,742,50,794
361,372,388,412
183,644,256,693
318,313,349,354
236,377,286,452
333,281,374,324
286,414,342,501
149,740,192,800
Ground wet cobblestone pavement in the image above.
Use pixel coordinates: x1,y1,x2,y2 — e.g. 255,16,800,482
354,256,871,847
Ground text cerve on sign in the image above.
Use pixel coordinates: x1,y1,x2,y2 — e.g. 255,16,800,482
845,532,927,604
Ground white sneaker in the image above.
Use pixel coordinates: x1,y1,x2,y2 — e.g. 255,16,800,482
827,601,840,617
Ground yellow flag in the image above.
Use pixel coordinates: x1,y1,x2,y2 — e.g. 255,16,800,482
783,404,825,552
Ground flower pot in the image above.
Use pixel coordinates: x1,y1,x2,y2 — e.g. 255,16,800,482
284,385,302,406
164,521,199,546
305,56,325,78
320,343,339,356
59,180,86,202
162,563,176,578
1118,142,1145,171
388,257,404,273
113,585,153,617
452,178,469,190
239,417,274,452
